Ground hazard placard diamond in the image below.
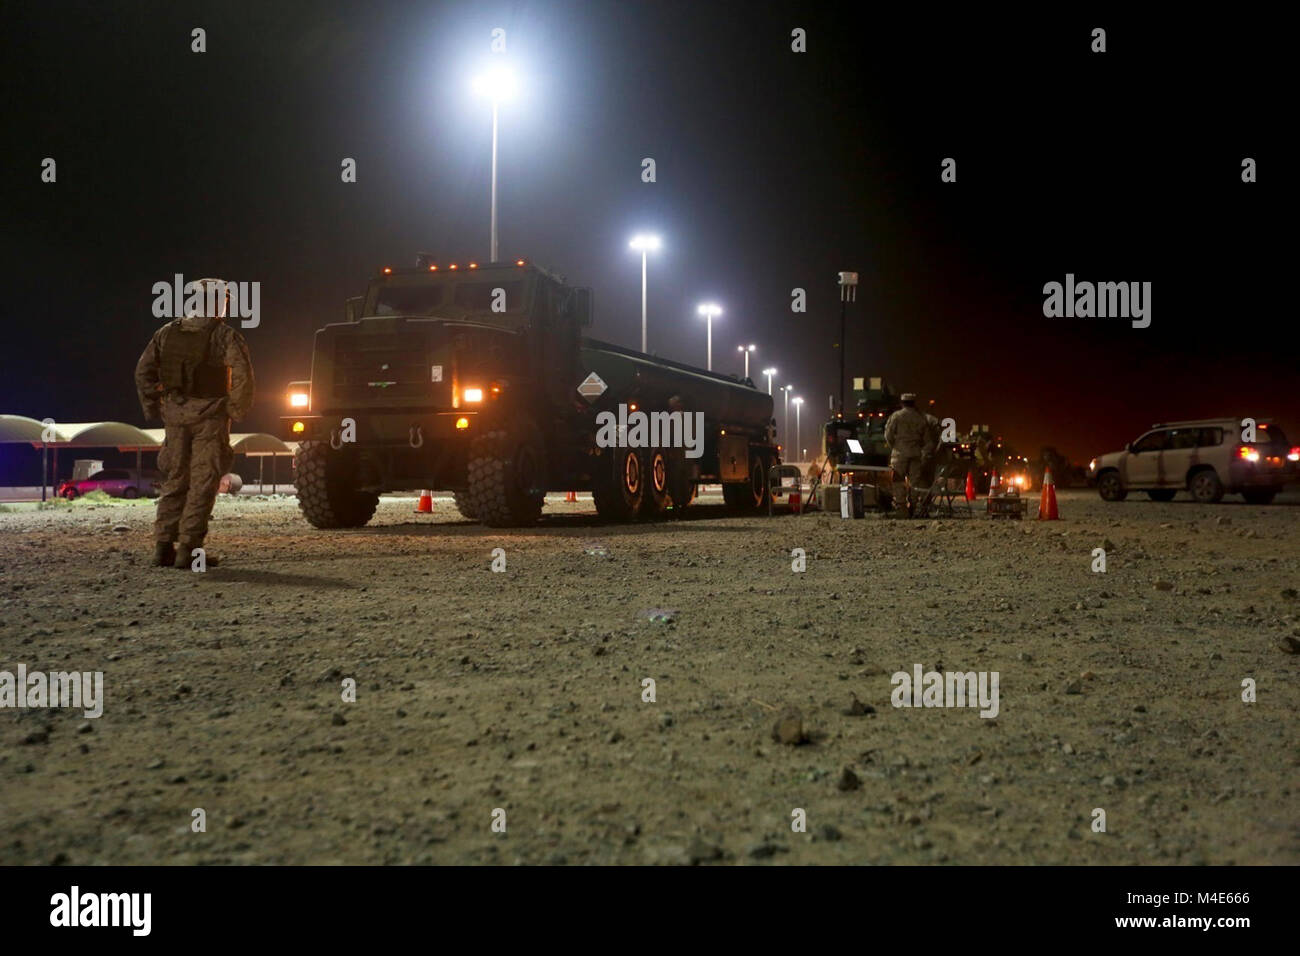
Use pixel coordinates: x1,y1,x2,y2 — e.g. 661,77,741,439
577,372,607,402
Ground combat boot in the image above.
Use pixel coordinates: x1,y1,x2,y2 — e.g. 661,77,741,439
173,542,220,569
153,541,176,566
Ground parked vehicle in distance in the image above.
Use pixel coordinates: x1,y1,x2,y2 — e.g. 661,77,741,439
1089,418,1296,505
58,468,162,500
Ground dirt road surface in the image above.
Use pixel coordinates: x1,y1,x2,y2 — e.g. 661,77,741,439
2,489,1298,865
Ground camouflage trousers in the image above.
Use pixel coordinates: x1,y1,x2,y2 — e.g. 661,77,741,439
155,408,233,545
890,454,923,509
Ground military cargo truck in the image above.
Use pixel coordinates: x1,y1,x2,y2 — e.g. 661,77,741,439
281,257,778,527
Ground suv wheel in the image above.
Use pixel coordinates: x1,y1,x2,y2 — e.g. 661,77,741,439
452,491,478,520
1097,471,1127,502
1147,489,1176,502
1188,468,1224,504
1241,486,1280,505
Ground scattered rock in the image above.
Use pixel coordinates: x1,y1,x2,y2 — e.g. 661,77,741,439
746,840,788,859
1279,636,1300,655
842,693,874,716
837,766,861,791
772,707,807,745
331,712,347,726
1154,580,1174,591
1063,679,1083,695
687,837,723,864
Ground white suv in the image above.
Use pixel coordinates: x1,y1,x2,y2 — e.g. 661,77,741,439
1089,418,1295,505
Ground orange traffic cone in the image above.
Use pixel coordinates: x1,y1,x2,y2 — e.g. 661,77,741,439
985,469,999,514
1037,468,1059,520
565,490,578,502
964,469,976,502
415,490,433,513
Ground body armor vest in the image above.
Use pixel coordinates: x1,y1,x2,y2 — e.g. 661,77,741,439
159,319,229,400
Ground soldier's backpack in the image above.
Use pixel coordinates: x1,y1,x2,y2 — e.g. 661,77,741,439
159,319,229,400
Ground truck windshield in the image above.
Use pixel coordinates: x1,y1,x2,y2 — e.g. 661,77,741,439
452,280,526,312
374,285,445,316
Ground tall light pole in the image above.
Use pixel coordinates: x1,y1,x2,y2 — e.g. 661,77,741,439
782,384,793,446
762,367,776,395
836,270,859,415
471,67,518,263
629,234,661,353
697,302,721,370
737,344,756,379
793,396,804,462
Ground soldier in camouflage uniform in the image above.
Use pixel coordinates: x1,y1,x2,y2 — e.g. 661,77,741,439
884,392,934,515
134,278,254,567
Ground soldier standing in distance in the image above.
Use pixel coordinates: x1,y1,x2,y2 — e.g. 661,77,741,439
884,392,933,515
134,278,255,567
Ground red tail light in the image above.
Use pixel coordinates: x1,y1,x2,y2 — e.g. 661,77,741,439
1288,447,1300,462
1238,446,1260,462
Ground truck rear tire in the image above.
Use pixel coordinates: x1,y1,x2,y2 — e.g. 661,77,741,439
592,446,644,521
294,441,380,529
466,425,547,527
723,449,771,514
452,491,478,520
639,449,670,518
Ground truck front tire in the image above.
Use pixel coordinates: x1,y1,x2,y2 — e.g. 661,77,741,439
466,425,546,527
294,441,380,529
452,491,478,520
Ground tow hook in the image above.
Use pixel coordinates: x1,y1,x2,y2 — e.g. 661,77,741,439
409,425,424,449
329,428,344,450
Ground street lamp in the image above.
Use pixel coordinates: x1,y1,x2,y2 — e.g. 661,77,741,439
697,302,722,370
629,234,661,353
471,66,518,263
792,396,804,462
782,384,793,445
762,367,776,395
737,343,756,379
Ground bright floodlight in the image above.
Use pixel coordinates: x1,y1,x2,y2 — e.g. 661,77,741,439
697,302,722,317
763,367,777,376
471,66,518,101
629,234,661,252
792,396,803,405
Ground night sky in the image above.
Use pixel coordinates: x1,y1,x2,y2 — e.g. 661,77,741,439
1,2,1287,467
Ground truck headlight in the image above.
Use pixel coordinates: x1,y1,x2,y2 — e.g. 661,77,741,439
289,392,309,408
463,387,484,403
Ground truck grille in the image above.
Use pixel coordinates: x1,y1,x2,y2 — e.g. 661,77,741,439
331,329,433,404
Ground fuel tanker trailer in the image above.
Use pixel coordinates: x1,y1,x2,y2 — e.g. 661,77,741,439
280,256,779,527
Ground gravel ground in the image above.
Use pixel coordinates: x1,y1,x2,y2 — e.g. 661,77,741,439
1,488,1298,865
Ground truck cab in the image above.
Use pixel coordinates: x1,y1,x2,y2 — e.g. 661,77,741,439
282,256,776,528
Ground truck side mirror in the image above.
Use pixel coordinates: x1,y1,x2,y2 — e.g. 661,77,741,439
345,296,363,323
571,287,593,327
